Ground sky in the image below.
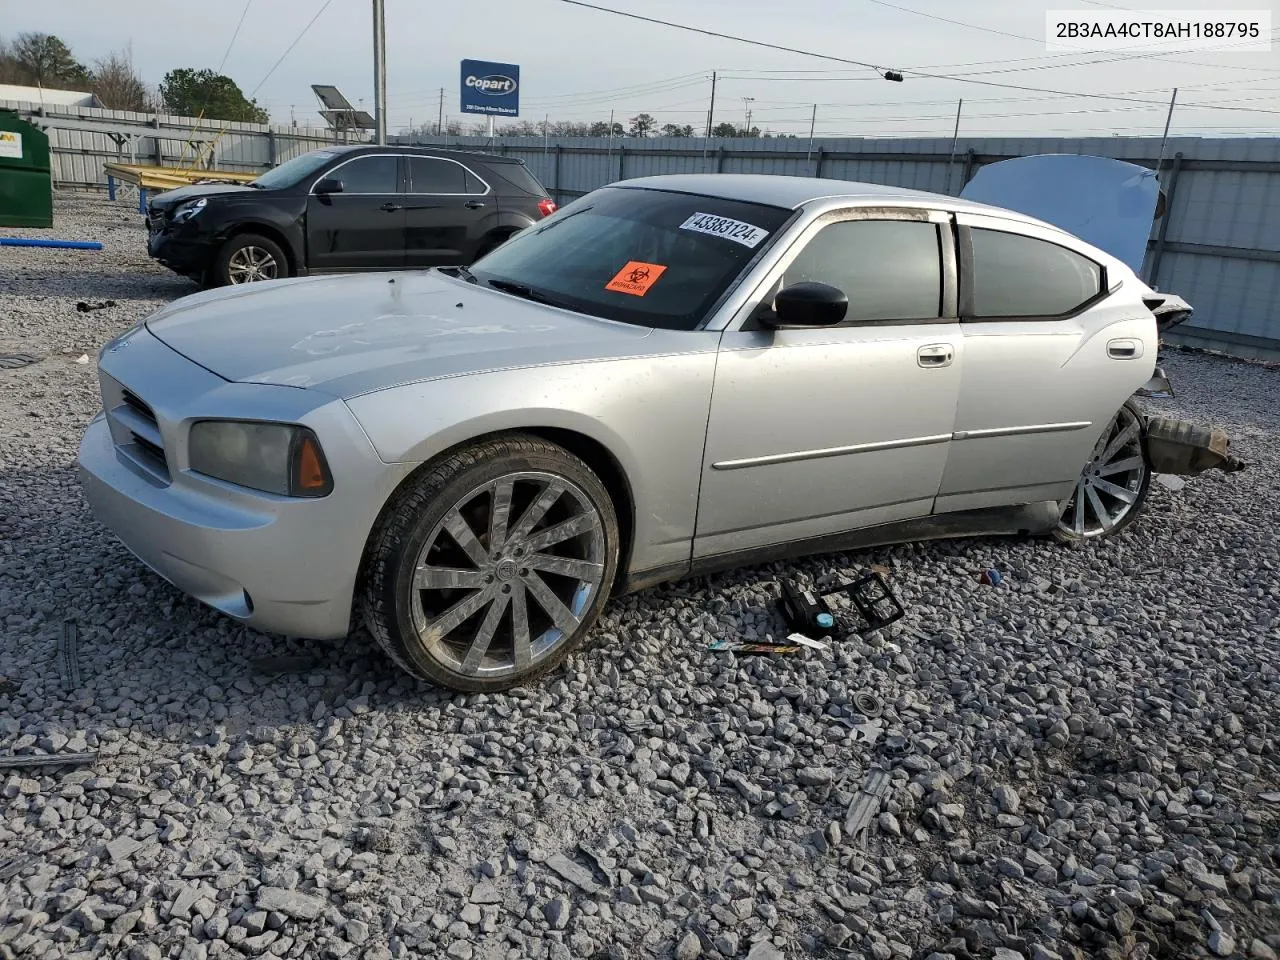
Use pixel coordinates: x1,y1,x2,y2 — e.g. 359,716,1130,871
4,0,1279,138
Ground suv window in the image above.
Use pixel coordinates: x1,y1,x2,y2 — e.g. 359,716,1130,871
331,155,398,194
782,219,942,322
485,162,548,196
969,227,1102,318
409,156,480,194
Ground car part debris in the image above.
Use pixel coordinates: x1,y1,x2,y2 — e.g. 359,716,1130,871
1136,365,1175,399
708,640,804,656
1144,418,1247,475
57,621,81,693
0,354,39,370
853,691,884,718
842,720,884,746
978,569,1003,586
778,572,904,639
880,733,910,757
76,299,116,313
0,752,98,770
844,767,892,846
786,632,830,651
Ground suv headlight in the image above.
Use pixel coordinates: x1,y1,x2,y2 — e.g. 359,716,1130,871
188,420,333,497
171,197,208,224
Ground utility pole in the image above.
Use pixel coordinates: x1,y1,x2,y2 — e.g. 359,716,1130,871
705,71,717,138
372,0,387,144
945,98,963,194
1156,87,1178,172
544,114,550,155
805,103,817,161
606,108,615,167
742,96,754,136
436,88,444,137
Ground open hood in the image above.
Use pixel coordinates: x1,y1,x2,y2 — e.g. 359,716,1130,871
961,154,1161,275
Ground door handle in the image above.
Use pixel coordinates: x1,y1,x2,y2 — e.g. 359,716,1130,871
464,200,486,209
917,343,954,369
1107,338,1143,360
380,202,403,212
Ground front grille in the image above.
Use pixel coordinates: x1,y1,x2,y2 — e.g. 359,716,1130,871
101,375,170,483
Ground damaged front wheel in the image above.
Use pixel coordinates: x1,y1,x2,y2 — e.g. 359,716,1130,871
1054,400,1150,542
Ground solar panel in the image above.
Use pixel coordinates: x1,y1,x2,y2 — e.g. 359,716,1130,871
311,84,354,111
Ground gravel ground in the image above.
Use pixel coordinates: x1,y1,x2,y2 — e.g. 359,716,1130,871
1,194,1278,960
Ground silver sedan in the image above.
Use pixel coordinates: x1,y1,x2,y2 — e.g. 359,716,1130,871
79,174,1172,691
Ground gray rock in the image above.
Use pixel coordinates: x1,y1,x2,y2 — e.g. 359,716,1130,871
1209,932,1236,957
256,887,325,921
992,784,1020,814
675,930,701,960
745,942,785,960
543,897,570,930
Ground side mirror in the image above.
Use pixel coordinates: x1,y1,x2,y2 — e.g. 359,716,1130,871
765,281,848,328
313,177,344,195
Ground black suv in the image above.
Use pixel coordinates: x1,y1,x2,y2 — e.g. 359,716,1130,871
145,145,557,287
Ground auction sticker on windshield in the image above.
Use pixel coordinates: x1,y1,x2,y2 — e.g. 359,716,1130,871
679,212,769,248
606,261,668,297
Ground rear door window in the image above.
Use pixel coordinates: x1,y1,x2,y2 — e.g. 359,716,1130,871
781,219,943,322
968,227,1103,318
409,156,468,194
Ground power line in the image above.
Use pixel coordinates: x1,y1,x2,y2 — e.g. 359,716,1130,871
217,0,254,73
248,0,336,98
554,1,1280,115
861,0,1280,76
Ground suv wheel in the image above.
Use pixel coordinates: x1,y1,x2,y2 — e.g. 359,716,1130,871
214,233,289,286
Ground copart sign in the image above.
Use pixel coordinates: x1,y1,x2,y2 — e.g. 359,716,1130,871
460,59,521,117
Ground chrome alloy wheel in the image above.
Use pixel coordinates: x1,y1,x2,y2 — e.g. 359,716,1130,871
409,472,607,680
1057,404,1148,539
226,245,280,283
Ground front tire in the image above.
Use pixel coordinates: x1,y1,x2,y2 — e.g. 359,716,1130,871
212,233,289,287
362,435,619,692
1053,399,1151,542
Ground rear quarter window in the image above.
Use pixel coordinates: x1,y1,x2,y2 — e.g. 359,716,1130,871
969,227,1103,318
483,162,549,197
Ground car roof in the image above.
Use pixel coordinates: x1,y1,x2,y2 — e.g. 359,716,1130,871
612,173,1049,224
334,143,527,165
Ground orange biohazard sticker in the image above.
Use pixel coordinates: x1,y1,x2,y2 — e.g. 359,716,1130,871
605,261,667,297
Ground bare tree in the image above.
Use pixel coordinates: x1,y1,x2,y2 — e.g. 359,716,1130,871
91,46,150,111
7,32,90,88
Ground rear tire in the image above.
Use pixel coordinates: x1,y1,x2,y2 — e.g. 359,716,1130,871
1053,399,1151,542
362,435,619,692
211,233,290,287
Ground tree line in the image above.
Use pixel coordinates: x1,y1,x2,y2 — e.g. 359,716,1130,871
409,114,797,140
0,31,269,123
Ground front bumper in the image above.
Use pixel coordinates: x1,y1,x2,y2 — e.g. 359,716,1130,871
148,230,211,275
76,327,403,639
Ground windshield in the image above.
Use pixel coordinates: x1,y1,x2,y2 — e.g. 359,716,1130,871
468,187,793,330
251,150,340,190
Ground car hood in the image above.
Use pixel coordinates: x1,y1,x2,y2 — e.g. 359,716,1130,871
144,270,657,399
150,182,261,210
960,154,1161,274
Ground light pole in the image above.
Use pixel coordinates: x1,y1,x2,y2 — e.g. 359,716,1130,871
372,0,387,144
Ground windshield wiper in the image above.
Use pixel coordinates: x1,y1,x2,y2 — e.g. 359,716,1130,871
485,278,572,309
439,265,478,283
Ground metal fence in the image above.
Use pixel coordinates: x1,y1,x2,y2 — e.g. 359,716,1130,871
397,133,1280,361
1,98,356,188
3,95,1277,360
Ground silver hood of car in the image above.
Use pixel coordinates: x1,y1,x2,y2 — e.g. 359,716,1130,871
145,270,663,399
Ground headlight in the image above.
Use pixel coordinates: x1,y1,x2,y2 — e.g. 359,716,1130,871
188,420,333,497
171,197,208,224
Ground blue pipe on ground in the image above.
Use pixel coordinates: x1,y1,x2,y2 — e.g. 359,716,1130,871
0,238,104,250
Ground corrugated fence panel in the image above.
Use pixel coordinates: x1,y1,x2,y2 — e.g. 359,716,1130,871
5,105,1280,355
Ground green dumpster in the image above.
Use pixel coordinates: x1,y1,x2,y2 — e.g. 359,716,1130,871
0,111,53,228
